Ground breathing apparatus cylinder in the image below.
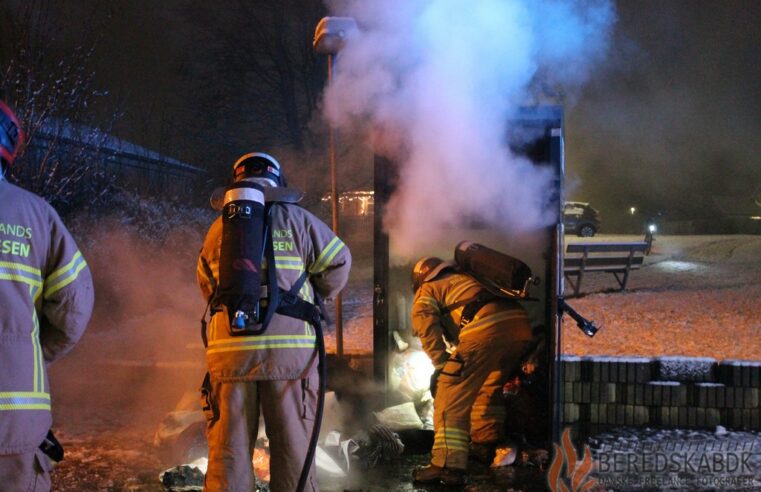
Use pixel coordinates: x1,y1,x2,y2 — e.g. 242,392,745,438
218,181,267,333
454,241,535,298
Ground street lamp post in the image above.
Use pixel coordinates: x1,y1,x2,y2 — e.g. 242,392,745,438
313,16,357,359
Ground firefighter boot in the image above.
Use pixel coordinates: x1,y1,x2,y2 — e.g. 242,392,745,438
412,464,466,486
469,441,498,465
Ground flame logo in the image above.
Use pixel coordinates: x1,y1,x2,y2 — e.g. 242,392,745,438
547,427,598,492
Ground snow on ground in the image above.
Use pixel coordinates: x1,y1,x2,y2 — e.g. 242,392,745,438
562,235,761,359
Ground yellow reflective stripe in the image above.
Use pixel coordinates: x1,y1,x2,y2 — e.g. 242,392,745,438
44,253,87,299
207,343,315,355
446,278,480,306
45,251,81,283
275,264,304,270
432,443,469,452
436,428,469,439
31,284,42,303
310,237,344,274
0,261,41,276
0,261,42,288
434,426,470,452
275,257,304,268
0,391,51,411
459,310,527,337
415,297,440,312
0,404,49,410
31,306,43,392
0,392,50,398
207,334,316,354
208,334,316,346
0,273,42,287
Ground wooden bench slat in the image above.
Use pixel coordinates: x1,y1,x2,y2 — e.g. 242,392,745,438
564,257,644,269
566,242,648,253
563,240,647,296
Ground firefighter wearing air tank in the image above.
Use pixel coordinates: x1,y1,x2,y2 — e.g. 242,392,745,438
410,254,532,486
0,100,94,490
197,153,351,492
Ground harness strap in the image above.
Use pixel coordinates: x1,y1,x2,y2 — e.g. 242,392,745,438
458,291,497,328
199,256,217,348
440,289,497,328
254,204,278,332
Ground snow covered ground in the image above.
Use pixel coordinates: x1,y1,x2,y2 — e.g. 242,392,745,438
562,235,761,360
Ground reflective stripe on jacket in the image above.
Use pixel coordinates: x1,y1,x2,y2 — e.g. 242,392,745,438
0,180,94,454
197,200,351,381
411,272,532,369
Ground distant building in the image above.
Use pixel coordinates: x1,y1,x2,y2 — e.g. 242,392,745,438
321,190,374,217
711,194,761,234
25,117,204,196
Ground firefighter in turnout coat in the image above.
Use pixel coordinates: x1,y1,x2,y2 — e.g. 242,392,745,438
0,101,94,490
197,153,351,491
410,257,532,485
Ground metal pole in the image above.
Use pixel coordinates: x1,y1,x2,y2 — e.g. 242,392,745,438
327,53,344,358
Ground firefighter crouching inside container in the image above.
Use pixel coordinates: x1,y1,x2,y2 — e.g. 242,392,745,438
410,256,532,486
0,100,94,490
196,152,351,491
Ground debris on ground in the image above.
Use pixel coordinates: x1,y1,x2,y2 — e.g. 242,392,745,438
352,424,405,468
373,402,424,431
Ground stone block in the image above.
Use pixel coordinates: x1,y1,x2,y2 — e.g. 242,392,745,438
657,356,717,382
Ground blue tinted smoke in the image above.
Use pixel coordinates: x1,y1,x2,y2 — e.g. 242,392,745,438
324,0,616,258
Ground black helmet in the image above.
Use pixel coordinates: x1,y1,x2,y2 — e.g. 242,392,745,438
0,100,24,171
232,152,284,186
412,256,454,293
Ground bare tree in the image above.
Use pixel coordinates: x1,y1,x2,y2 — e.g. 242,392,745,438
0,0,120,214
184,0,326,155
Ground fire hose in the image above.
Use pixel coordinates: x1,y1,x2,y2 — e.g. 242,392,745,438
296,307,327,492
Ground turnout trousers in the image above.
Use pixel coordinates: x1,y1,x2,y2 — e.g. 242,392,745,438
0,450,52,492
203,368,319,492
431,326,530,470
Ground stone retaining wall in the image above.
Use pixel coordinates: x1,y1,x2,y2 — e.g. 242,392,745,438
560,356,761,434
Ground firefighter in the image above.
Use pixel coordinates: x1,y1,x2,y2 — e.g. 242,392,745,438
0,100,94,490
410,256,532,485
197,152,351,492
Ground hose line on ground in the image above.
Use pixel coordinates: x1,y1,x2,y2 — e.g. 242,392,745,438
296,320,326,492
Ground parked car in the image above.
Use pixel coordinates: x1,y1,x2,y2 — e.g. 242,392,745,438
563,201,601,237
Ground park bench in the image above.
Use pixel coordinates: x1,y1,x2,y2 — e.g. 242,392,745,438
563,241,648,296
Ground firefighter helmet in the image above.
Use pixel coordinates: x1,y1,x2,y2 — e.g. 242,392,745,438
232,152,284,186
0,100,24,170
412,256,454,293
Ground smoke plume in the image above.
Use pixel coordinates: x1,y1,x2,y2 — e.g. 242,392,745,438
324,0,616,259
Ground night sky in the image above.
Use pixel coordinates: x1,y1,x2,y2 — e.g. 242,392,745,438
4,0,760,227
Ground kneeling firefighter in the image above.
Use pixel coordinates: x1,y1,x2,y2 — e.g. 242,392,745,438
411,242,535,486
196,152,351,492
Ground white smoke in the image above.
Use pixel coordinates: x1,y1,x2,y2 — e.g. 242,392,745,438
324,0,616,259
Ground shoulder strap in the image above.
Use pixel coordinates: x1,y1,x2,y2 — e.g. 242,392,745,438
257,204,279,331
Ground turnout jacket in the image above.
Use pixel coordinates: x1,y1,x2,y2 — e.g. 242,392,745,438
412,271,532,369
0,179,94,454
197,200,351,381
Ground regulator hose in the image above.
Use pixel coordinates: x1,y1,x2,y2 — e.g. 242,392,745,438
296,319,326,492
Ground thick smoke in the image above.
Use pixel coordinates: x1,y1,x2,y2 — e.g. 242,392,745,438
324,0,615,259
